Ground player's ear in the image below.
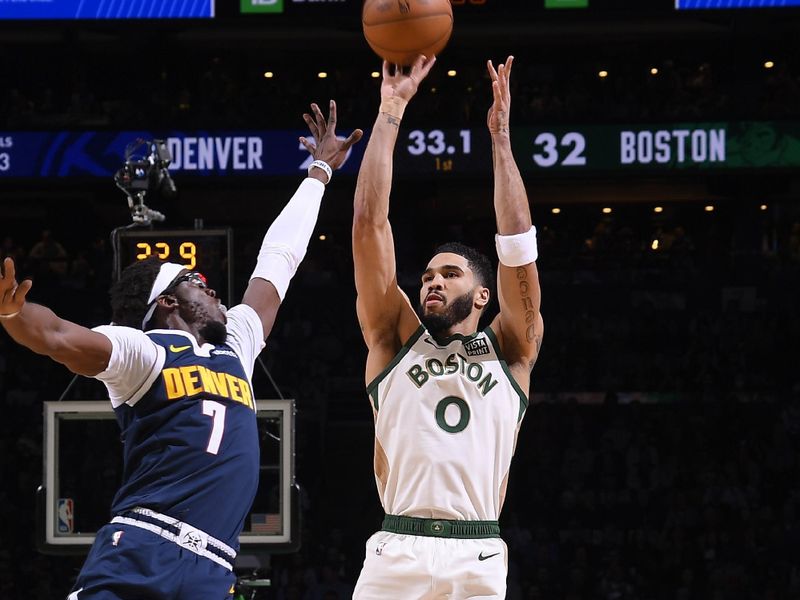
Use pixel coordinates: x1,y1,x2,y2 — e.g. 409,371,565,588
155,295,180,322
157,294,179,308
475,286,490,310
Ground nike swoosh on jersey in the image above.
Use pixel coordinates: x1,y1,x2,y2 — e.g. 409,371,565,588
478,552,501,561
169,344,192,353
423,337,448,350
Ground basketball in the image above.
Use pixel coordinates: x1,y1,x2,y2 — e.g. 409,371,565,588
362,0,454,67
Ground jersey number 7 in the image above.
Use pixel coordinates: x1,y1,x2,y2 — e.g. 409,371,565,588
202,400,227,455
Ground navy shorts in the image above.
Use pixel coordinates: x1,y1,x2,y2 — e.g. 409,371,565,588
67,523,236,600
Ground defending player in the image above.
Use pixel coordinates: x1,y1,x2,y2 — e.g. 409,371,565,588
0,101,361,600
351,56,543,598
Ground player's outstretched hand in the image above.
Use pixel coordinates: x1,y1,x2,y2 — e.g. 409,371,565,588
0,257,32,319
381,54,437,103
300,99,364,172
487,55,514,135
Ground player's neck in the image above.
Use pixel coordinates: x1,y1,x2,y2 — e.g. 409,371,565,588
429,319,480,343
162,318,203,345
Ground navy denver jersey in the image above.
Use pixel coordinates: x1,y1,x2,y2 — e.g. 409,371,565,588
111,330,259,549
92,304,265,551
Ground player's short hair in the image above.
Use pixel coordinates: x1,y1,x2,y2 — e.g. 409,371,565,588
109,257,164,329
431,242,495,294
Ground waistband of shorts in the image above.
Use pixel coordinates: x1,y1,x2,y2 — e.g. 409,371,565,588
110,507,236,571
381,514,501,539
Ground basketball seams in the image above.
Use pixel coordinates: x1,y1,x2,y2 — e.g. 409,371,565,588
364,19,453,41
362,13,453,27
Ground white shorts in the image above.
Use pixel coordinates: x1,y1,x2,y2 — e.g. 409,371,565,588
353,530,508,599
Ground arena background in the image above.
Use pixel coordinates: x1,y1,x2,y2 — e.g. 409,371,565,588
1,0,799,597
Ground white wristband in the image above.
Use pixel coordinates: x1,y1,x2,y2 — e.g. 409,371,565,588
495,226,538,266
0,311,20,320
307,159,332,184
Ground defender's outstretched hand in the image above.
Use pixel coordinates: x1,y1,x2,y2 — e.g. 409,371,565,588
487,56,514,135
381,55,437,102
300,99,364,171
0,257,32,319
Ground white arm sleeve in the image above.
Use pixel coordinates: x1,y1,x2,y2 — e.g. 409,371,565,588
91,325,164,408
224,304,266,382
250,177,325,300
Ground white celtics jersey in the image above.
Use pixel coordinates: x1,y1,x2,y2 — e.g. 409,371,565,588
367,325,528,522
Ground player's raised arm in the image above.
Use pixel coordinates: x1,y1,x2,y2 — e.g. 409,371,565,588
353,57,436,376
486,57,544,376
243,100,362,340
0,257,112,375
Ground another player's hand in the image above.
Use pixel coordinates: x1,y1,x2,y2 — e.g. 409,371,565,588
300,99,364,173
381,55,436,102
487,56,514,135
0,257,32,319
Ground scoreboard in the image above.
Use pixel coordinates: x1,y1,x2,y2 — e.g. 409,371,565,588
394,122,800,173
227,0,800,19
2,0,796,20
676,0,800,8
0,121,797,180
0,0,214,19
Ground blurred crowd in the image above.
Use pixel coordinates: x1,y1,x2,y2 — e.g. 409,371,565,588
1,44,799,130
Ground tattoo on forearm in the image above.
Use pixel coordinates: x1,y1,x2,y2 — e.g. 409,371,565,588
384,114,401,128
516,266,539,344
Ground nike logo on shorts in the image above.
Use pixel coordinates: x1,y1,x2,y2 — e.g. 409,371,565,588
169,344,191,353
478,551,500,561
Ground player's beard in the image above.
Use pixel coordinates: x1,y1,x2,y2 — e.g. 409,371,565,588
418,289,475,335
199,320,228,345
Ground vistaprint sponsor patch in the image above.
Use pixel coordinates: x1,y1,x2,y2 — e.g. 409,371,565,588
463,338,490,357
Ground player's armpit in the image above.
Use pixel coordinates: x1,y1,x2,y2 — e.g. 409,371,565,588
357,290,420,384
241,277,281,340
356,287,419,351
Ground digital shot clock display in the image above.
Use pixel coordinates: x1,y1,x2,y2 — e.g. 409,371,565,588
115,229,233,305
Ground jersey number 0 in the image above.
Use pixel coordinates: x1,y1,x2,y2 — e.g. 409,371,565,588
435,396,471,434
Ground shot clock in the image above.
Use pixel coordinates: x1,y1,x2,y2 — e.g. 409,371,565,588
115,229,233,306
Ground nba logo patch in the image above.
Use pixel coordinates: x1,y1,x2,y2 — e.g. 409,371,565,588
57,498,74,533
112,531,124,547
376,542,386,556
